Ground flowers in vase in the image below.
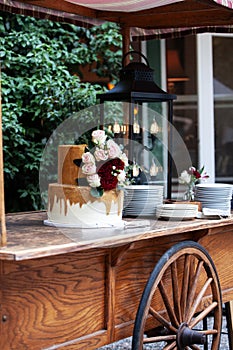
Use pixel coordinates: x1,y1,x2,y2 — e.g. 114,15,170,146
179,166,209,201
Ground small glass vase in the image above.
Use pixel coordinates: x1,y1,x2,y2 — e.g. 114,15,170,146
183,184,195,201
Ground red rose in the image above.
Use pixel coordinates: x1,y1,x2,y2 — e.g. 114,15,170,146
193,170,201,179
97,158,125,191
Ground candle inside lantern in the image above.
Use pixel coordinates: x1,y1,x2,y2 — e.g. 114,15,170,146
113,121,120,134
133,121,140,134
150,119,159,135
132,162,140,177
150,159,158,177
121,124,127,134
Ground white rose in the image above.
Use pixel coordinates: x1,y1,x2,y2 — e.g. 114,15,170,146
179,170,191,184
92,130,107,145
82,152,95,164
107,139,121,158
117,169,126,183
87,174,101,187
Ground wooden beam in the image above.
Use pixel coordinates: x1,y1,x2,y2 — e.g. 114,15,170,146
119,9,233,30
0,67,6,246
121,26,131,64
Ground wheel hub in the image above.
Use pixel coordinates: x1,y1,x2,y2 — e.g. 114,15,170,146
177,322,206,349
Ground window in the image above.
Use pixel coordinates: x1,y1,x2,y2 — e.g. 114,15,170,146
213,36,233,184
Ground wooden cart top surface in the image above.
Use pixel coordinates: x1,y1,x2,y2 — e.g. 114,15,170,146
0,211,232,261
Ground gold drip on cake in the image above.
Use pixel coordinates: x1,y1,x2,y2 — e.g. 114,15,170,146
48,184,123,216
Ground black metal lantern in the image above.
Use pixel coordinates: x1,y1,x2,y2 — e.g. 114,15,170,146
97,51,176,199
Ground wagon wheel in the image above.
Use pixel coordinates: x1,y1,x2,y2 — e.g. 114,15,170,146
132,241,222,350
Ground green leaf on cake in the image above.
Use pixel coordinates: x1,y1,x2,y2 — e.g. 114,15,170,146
90,187,104,198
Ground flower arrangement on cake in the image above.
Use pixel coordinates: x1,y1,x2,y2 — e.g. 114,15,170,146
179,165,209,201
74,129,130,198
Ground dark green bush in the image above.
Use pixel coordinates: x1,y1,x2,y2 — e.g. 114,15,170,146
0,12,122,212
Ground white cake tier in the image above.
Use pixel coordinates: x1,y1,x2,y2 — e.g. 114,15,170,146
46,184,124,228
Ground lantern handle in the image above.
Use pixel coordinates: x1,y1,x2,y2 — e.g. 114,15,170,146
122,51,150,67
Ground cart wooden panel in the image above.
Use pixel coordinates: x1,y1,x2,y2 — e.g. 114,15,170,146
0,211,232,349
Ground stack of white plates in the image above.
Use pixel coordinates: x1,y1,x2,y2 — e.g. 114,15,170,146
123,185,164,217
156,203,198,220
194,183,233,216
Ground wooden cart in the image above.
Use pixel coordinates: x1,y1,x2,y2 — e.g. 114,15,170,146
1,2,233,349
0,210,232,349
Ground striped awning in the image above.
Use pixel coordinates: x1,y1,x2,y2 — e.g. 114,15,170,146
0,0,102,28
1,0,233,39
66,0,182,12
214,0,233,8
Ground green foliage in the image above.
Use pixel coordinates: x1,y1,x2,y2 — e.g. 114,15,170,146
0,12,122,212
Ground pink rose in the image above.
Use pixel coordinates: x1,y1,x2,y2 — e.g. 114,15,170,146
92,130,107,145
82,152,95,164
94,148,109,162
189,166,196,173
87,174,101,187
107,139,121,158
82,163,96,175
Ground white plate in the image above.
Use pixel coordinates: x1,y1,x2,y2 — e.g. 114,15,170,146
157,204,198,210
125,185,164,190
195,183,232,189
156,214,196,220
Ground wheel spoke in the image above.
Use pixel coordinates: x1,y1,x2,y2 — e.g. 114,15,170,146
189,301,218,328
159,280,180,327
199,329,218,335
171,261,182,322
190,345,201,350
188,255,196,289
163,341,177,350
149,306,177,333
181,254,191,319
143,334,176,343
185,260,204,320
186,277,213,324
